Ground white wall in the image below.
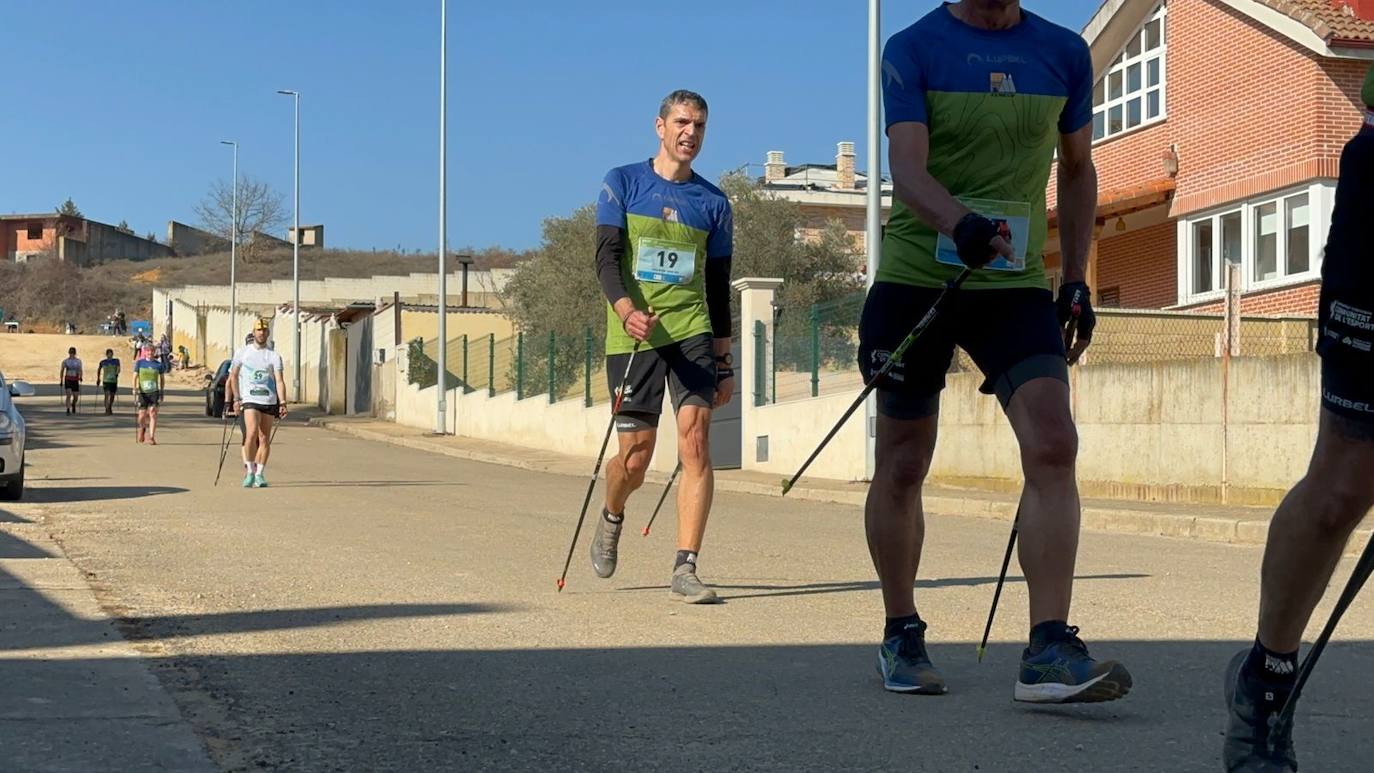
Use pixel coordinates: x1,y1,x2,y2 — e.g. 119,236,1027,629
394,377,680,474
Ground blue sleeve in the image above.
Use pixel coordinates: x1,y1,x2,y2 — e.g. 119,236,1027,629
1059,37,1094,135
596,169,628,229
882,32,927,128
708,201,733,258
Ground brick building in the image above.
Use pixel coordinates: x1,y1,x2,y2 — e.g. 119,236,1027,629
756,142,893,255
1045,0,1374,314
1,213,172,266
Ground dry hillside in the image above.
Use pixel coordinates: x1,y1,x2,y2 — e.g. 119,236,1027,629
0,246,528,333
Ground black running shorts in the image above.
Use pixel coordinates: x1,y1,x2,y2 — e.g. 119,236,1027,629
1316,287,1374,428
857,282,1069,419
135,390,162,410
63,379,80,394
605,333,716,431
102,383,118,394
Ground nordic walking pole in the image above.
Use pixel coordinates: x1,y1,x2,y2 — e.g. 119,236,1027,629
642,461,682,537
557,340,642,592
781,269,971,496
978,506,1020,662
1278,532,1374,729
976,315,1080,661
213,408,234,486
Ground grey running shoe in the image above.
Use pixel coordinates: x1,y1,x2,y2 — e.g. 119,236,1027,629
877,619,948,695
1224,650,1298,772
590,509,623,579
669,563,719,604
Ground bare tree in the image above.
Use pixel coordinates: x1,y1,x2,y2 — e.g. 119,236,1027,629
193,175,287,261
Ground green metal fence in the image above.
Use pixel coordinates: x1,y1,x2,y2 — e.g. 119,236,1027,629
770,290,866,404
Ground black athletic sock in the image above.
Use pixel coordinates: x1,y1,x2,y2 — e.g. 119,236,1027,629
674,550,697,571
1028,619,1072,655
602,508,624,524
884,613,922,640
1242,638,1298,685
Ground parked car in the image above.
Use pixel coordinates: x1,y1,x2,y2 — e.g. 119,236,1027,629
0,371,35,501
205,359,232,417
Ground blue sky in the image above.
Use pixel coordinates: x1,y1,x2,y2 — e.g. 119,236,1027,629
0,1,1093,252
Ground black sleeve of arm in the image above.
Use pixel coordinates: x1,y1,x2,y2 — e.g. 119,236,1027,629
595,225,631,307
705,255,732,340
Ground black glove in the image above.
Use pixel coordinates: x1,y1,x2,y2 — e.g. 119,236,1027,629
1056,281,1096,362
952,213,1001,269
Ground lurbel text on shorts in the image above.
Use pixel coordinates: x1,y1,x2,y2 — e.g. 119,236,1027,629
1324,390,1374,414
1331,301,1374,331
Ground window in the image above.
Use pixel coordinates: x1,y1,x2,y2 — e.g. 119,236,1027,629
1092,3,1167,141
1192,220,1213,295
26,223,42,240
1179,185,1328,304
1286,195,1309,275
1099,286,1122,308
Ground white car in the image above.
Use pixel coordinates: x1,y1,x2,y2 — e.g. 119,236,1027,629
0,372,35,501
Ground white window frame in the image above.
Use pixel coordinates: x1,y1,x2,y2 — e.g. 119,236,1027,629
1092,2,1168,144
1176,182,1333,306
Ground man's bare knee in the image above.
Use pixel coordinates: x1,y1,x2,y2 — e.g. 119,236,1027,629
1020,421,1078,477
679,424,710,471
876,443,933,494
622,446,654,479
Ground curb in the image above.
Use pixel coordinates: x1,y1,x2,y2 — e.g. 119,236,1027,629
307,417,1371,556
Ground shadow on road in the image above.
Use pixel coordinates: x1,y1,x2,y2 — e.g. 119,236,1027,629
615,573,1151,600
268,480,465,489
0,508,34,524
24,485,187,504
0,531,53,558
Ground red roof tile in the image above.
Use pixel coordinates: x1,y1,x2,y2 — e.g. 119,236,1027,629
1257,0,1374,45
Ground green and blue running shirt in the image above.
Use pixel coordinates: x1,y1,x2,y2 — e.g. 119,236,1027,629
597,160,733,356
881,4,1093,290
133,358,164,395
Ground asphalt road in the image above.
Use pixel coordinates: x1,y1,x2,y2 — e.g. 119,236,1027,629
7,389,1374,772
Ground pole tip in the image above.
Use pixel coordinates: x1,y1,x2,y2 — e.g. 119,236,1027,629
780,479,792,495
556,578,565,592
976,646,985,662
641,527,650,537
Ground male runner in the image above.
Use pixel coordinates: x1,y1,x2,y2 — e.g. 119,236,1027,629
1221,67,1374,773
97,349,121,415
132,345,165,444
588,89,734,604
862,1,1129,702
59,347,83,415
227,319,287,488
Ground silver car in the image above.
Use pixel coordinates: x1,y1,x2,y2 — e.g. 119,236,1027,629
0,372,35,501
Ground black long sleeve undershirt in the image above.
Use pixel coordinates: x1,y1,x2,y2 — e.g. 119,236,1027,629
595,225,630,307
705,255,732,340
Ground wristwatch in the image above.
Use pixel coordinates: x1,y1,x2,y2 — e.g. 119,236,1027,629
714,353,734,367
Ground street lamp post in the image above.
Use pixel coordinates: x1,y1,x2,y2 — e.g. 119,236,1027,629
436,0,449,435
277,89,302,403
220,140,239,356
864,0,882,479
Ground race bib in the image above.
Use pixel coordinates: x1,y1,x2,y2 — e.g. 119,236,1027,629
139,375,159,393
248,368,272,398
634,238,697,285
936,198,1031,272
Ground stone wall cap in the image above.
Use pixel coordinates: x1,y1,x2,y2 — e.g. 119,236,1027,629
731,277,785,291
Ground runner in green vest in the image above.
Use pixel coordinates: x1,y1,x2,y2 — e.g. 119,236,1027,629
132,346,166,445
97,349,121,415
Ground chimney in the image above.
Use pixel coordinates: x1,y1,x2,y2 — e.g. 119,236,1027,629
836,141,856,190
764,150,786,183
